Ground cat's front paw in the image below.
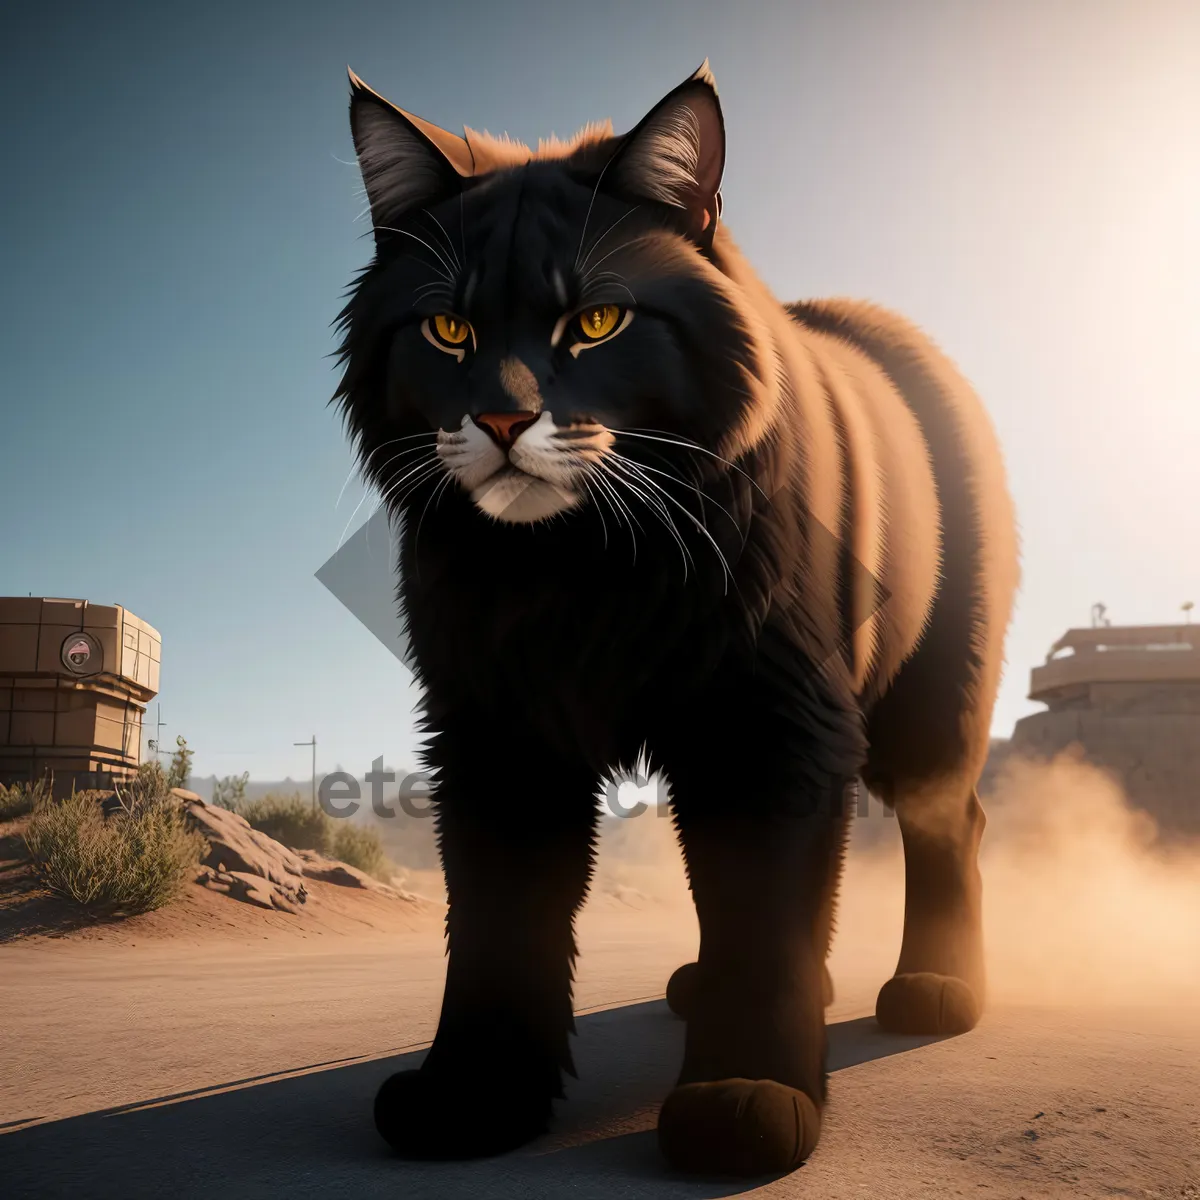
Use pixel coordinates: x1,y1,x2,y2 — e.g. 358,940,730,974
374,1066,551,1159
657,1078,822,1176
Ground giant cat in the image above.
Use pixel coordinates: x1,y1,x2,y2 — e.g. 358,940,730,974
334,61,1019,1176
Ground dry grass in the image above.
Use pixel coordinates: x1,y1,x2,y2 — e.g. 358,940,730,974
0,779,51,822
331,821,393,882
22,769,208,914
232,792,396,881
234,791,335,854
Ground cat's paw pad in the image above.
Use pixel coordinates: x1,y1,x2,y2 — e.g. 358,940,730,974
657,1078,822,1176
374,1068,549,1159
875,972,981,1035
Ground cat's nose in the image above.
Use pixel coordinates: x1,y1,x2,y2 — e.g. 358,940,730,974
475,411,539,448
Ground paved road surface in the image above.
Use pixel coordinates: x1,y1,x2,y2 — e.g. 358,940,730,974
2,917,1197,1198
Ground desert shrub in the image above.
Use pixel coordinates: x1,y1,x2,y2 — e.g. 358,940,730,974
0,778,51,821
119,760,171,810
23,782,207,914
238,792,334,853
332,822,395,882
211,772,249,811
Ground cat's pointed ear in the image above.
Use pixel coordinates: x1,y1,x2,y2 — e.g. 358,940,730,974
607,60,725,248
348,68,474,235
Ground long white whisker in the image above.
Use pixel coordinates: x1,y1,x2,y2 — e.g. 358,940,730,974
618,430,770,502
414,280,454,299
383,473,442,521
373,226,456,283
346,441,437,517
389,466,445,512
370,443,443,482
578,204,642,274
597,460,692,581
380,455,442,508
607,458,733,594
582,235,651,283
335,464,358,511
589,470,641,563
613,453,742,535
579,273,638,309
358,431,439,477
337,486,373,550
574,154,622,273
420,209,461,273
413,471,454,581
384,455,442,495
580,477,610,550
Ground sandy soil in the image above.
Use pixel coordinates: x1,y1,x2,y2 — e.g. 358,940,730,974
1,753,1198,1197
0,813,453,948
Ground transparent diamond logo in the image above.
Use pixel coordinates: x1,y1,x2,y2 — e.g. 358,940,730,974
317,486,890,678
316,507,417,674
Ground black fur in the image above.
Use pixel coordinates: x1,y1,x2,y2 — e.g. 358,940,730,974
334,63,1017,1174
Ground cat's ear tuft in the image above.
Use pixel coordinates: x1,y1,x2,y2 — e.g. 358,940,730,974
607,60,725,247
347,69,474,235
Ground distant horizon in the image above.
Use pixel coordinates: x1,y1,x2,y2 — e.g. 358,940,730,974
180,733,1020,787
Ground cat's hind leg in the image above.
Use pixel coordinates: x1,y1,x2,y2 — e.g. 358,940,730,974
861,582,1004,1035
865,770,989,1035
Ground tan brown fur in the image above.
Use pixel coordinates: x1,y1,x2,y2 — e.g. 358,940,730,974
462,120,616,171
708,227,1020,1028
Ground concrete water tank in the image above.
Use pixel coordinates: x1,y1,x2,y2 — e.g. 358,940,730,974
0,597,160,793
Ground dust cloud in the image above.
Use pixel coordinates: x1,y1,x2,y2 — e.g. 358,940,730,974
591,754,1200,1009
978,751,1200,1007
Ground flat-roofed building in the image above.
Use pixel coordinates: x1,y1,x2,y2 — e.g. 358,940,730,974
1008,623,1200,837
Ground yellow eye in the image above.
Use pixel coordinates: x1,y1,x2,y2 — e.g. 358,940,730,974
577,304,621,341
433,313,471,345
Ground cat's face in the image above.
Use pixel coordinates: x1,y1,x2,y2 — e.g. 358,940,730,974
336,63,759,527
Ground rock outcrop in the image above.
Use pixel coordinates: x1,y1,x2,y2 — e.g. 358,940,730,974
194,864,306,914
172,791,309,912
171,791,429,913
295,848,426,904
174,791,304,881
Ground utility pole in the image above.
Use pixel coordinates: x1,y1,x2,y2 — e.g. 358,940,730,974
147,705,166,762
295,735,316,810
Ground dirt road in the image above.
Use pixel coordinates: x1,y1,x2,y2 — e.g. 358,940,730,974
2,904,1197,1199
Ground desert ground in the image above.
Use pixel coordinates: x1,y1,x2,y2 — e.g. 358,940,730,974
1,755,1198,1199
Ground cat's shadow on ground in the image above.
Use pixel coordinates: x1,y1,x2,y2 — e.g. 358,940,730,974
0,1001,946,1200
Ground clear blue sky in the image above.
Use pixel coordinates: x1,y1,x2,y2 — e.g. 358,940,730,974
3,0,1198,779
